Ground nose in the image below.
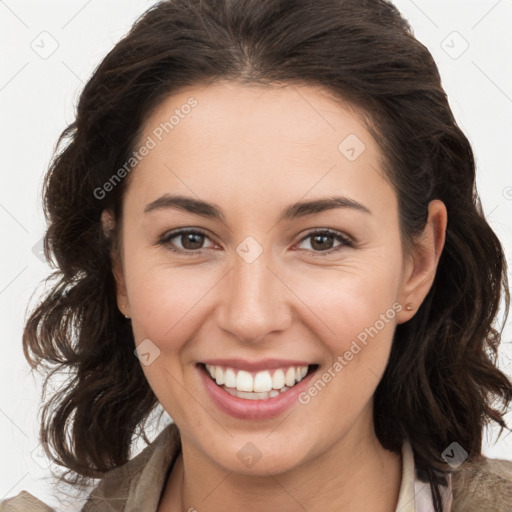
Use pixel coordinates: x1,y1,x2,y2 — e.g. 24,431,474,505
215,248,293,344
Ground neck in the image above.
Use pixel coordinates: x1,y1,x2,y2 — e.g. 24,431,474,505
160,410,402,512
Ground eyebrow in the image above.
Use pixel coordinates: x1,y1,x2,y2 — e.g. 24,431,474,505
143,193,372,221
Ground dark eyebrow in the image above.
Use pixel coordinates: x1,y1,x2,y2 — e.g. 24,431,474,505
143,193,372,221
280,195,372,220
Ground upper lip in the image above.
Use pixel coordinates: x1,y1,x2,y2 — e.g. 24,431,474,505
200,358,314,372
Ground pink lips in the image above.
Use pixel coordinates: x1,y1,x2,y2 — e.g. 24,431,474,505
198,363,318,420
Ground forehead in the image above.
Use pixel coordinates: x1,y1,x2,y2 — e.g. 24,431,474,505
136,80,375,158
124,80,394,216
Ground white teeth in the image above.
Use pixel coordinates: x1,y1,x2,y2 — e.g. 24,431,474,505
253,370,273,392
285,367,296,387
295,366,307,382
223,385,291,400
224,368,236,388
204,363,310,394
236,370,253,392
271,369,285,389
214,366,224,385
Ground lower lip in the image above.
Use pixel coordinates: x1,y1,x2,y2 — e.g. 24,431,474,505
198,364,318,420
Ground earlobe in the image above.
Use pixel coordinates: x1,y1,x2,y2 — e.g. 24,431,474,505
113,261,130,318
396,199,447,324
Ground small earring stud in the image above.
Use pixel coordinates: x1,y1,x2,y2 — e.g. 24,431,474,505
405,303,414,311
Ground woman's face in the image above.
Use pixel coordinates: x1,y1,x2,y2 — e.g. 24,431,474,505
108,80,445,475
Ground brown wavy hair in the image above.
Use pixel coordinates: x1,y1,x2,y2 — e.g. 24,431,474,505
23,0,512,509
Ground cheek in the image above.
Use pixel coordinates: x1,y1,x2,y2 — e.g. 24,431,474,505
125,231,403,353
125,261,215,414
125,255,219,350
289,256,402,348
292,268,401,412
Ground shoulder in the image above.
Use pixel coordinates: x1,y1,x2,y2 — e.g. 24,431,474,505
451,455,512,512
1,423,181,512
0,490,55,511
82,422,181,511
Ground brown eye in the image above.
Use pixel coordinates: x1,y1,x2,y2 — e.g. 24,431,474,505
157,228,354,256
178,232,205,250
158,229,215,253
296,230,354,254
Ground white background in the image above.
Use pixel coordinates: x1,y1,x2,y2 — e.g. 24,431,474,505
1,0,511,509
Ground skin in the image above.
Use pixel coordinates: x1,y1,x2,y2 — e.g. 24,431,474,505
102,80,447,512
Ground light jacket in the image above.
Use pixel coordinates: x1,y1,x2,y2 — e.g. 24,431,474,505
1,422,512,511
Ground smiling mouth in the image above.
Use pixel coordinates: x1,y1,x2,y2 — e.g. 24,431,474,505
198,362,319,401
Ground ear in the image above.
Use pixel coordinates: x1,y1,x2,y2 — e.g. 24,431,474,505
396,199,447,324
101,209,130,318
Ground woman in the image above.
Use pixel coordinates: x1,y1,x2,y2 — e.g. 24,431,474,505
2,0,512,511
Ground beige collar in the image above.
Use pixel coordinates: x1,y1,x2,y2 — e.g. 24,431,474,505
396,439,453,511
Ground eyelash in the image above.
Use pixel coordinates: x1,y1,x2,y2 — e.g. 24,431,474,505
156,228,355,256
